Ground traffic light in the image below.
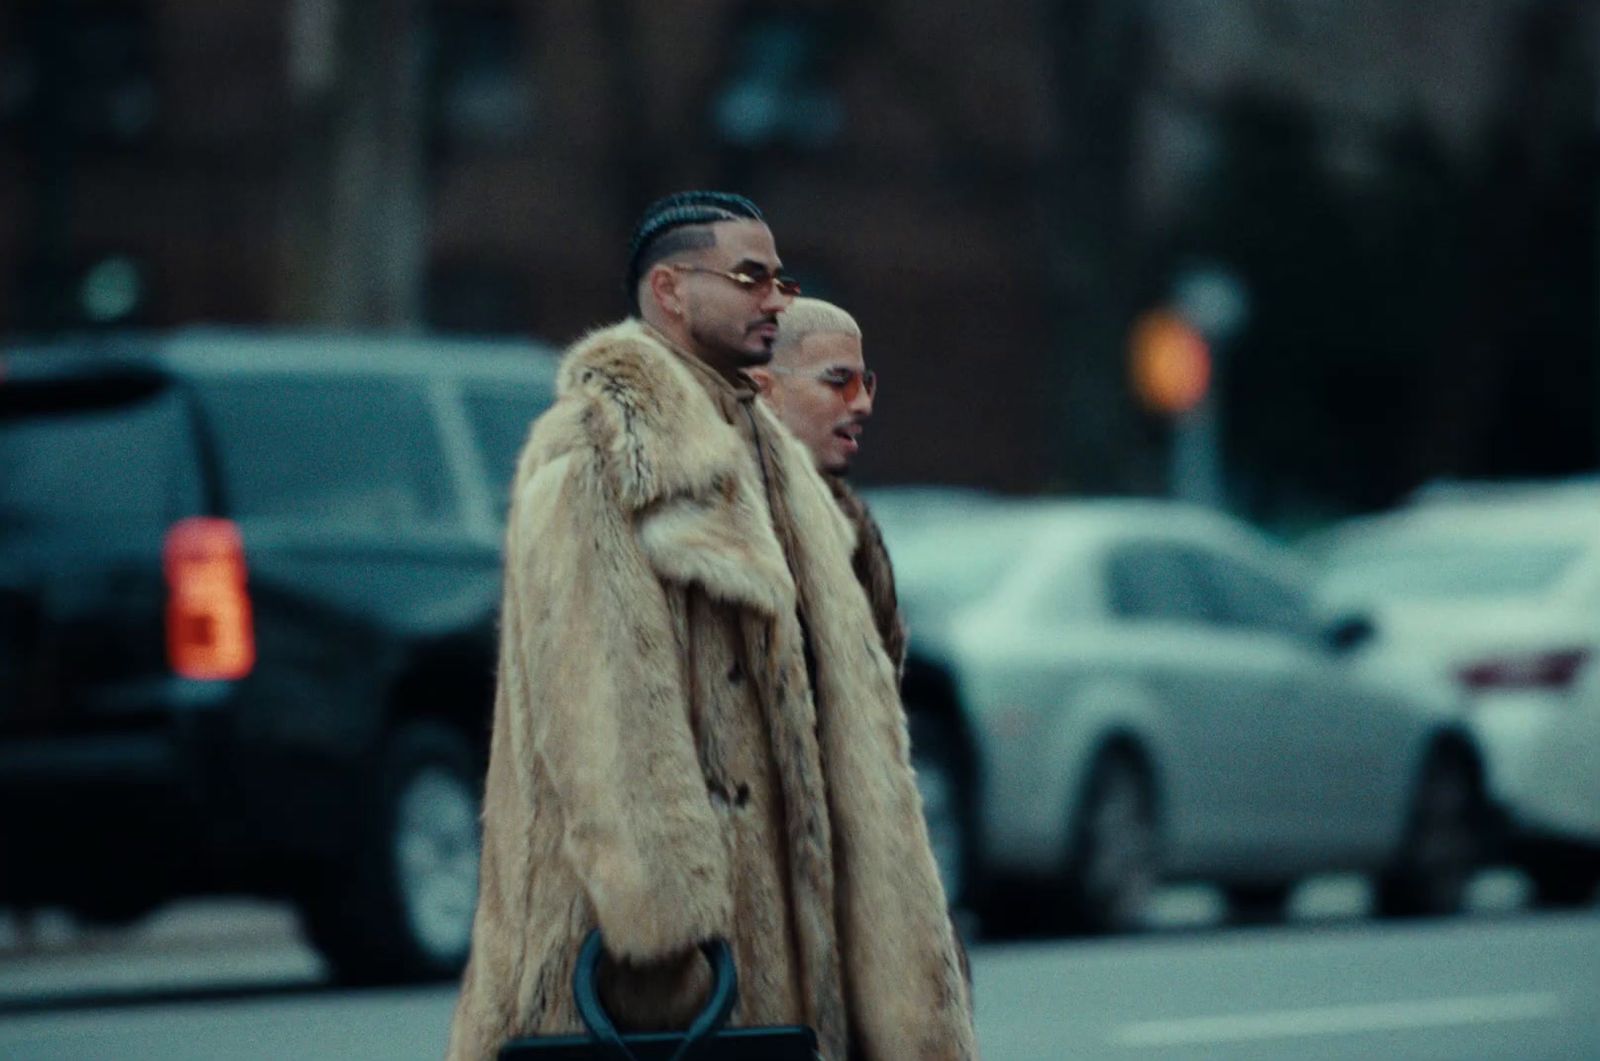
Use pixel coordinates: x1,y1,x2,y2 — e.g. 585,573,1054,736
1129,309,1211,415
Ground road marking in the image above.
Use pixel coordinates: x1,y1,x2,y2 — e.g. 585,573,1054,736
1110,992,1566,1047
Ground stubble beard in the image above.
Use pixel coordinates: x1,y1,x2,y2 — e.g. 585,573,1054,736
690,320,771,373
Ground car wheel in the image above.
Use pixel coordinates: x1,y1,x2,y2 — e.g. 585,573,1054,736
1063,751,1158,934
908,712,973,911
69,893,165,930
299,721,482,983
1523,843,1600,908
1374,747,1483,919
1224,882,1293,926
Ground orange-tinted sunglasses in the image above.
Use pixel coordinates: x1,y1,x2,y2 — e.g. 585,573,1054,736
770,365,877,402
668,264,801,298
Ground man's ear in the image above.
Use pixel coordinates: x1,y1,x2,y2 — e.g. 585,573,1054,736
646,265,684,319
745,367,776,396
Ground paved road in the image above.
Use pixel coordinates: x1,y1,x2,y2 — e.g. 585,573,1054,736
0,885,1595,1060
974,916,1598,1060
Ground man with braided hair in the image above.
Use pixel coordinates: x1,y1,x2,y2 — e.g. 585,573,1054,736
447,192,977,1060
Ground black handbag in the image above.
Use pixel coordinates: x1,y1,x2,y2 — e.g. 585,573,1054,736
498,929,819,1061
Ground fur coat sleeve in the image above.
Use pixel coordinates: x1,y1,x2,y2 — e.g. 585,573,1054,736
501,438,733,964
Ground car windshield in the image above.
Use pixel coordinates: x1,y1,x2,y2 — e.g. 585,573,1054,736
0,384,198,531
198,376,454,525
887,514,1036,612
1322,538,1587,601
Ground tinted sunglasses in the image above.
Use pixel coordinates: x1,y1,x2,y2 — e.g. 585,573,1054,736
770,365,877,402
669,264,801,298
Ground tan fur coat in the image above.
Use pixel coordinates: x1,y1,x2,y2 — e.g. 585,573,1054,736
828,477,908,680
447,321,976,1061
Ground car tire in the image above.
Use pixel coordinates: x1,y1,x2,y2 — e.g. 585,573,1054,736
69,894,165,930
1523,843,1600,909
1374,747,1483,919
298,720,482,984
908,712,974,912
1224,882,1294,926
1062,750,1158,935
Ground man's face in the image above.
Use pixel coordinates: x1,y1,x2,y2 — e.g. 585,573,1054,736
678,220,791,376
763,331,874,474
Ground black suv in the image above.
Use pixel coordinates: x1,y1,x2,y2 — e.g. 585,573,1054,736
0,329,558,981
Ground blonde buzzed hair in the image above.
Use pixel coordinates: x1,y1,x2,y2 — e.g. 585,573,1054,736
774,297,861,361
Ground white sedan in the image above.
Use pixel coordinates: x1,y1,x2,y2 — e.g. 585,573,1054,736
1312,487,1600,906
871,493,1488,934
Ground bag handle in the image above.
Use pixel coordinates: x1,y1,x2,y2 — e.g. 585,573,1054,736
573,929,739,1061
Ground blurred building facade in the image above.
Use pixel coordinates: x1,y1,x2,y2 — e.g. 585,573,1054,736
0,0,1594,514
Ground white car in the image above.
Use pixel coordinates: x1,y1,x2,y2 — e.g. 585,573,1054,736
869,494,1488,934
1312,488,1600,906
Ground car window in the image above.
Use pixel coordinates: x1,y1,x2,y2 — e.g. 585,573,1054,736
0,386,200,529
198,376,454,525
1025,556,1097,625
462,384,552,501
1198,550,1316,638
1105,543,1215,624
889,515,1035,613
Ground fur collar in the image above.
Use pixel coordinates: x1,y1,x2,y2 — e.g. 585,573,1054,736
553,319,799,618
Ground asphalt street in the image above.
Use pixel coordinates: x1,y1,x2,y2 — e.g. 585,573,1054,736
0,880,1595,1061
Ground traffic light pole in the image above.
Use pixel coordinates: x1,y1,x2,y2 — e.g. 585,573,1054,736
1169,265,1247,511
1171,382,1224,509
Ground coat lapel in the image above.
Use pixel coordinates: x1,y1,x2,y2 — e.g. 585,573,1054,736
556,320,796,617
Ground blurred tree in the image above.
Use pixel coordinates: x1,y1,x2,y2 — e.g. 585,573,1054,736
281,0,425,329
1369,112,1477,495
1155,0,1599,525
1138,0,1600,525
1163,89,1365,517
1324,111,1473,509
596,0,652,218
13,0,158,332
1465,0,1599,479
1045,0,1150,494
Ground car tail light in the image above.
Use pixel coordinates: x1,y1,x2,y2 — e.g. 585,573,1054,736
1457,649,1589,692
164,518,255,680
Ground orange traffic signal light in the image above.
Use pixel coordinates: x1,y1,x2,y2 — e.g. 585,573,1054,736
1130,309,1211,415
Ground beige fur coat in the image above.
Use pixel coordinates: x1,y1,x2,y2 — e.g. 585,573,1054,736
828,477,908,680
446,321,976,1061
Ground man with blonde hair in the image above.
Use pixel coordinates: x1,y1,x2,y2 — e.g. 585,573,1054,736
747,298,873,476
747,297,903,672
750,298,978,989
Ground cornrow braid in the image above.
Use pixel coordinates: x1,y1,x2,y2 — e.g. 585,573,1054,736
625,190,765,314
